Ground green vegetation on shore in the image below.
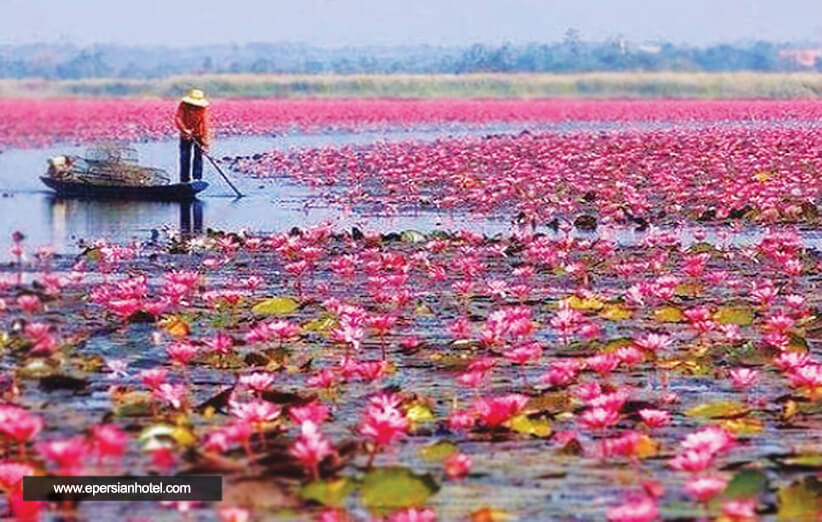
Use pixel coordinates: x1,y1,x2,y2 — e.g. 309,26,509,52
2,72,822,99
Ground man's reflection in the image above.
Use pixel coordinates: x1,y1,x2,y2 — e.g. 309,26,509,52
180,199,204,236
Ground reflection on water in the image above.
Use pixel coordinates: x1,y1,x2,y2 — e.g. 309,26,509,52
179,200,204,237
46,197,206,250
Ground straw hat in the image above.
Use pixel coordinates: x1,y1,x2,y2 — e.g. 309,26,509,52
181,88,209,108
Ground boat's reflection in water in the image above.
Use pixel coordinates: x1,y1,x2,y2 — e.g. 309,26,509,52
47,197,205,249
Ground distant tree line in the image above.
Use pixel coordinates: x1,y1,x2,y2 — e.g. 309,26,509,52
0,38,816,79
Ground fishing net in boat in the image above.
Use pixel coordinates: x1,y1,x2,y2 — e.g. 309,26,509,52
47,142,170,186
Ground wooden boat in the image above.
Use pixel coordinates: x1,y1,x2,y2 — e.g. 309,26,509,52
41,177,208,201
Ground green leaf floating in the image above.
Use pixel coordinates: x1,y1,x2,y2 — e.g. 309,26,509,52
714,306,755,326
654,306,684,322
251,296,300,316
360,467,439,516
300,478,357,507
418,440,458,460
722,469,768,500
686,400,749,419
777,476,822,521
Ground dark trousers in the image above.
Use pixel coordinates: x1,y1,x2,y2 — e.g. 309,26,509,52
179,137,203,183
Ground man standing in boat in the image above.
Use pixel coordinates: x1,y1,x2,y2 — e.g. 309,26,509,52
175,89,210,183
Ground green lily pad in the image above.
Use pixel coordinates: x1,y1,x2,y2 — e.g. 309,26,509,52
715,306,755,326
418,441,458,461
300,478,357,507
783,454,822,468
138,423,196,449
654,306,684,322
406,404,435,423
302,315,338,333
686,401,749,419
599,303,632,321
788,334,810,352
114,390,153,417
601,337,634,353
252,296,300,316
510,414,552,437
722,469,768,500
360,467,439,516
777,476,822,521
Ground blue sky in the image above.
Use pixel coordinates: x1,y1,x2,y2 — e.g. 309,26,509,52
1,0,821,47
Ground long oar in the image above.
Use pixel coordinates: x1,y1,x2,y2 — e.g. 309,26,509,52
193,140,243,198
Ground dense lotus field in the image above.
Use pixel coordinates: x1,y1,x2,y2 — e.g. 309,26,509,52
228,126,822,228
3,98,822,521
1,221,822,521
3,98,822,148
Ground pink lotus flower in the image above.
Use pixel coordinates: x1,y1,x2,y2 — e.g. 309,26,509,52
91,424,129,459
443,452,472,479
0,406,43,444
669,449,714,473
638,409,670,429
230,399,282,426
773,351,810,371
239,372,275,393
0,461,34,491
16,294,41,314
580,407,620,430
107,298,141,319
39,436,89,473
206,332,235,355
633,333,672,353
606,496,659,522
167,342,198,365
586,353,620,375
219,506,251,522
721,499,757,521
289,421,334,479
153,383,188,410
472,394,529,428
681,426,735,455
447,409,477,432
359,395,409,447
289,401,330,425
387,507,437,522
684,474,727,503
729,368,759,389
140,367,168,389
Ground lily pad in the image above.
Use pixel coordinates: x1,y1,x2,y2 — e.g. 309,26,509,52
599,304,632,321
722,469,768,500
252,297,300,316
418,440,458,460
714,306,755,326
509,414,552,437
300,478,357,507
777,476,822,521
782,453,822,468
114,390,153,417
406,404,435,423
721,416,764,436
565,295,604,311
138,423,196,449
360,467,439,516
302,315,338,334
654,306,684,322
686,401,749,419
